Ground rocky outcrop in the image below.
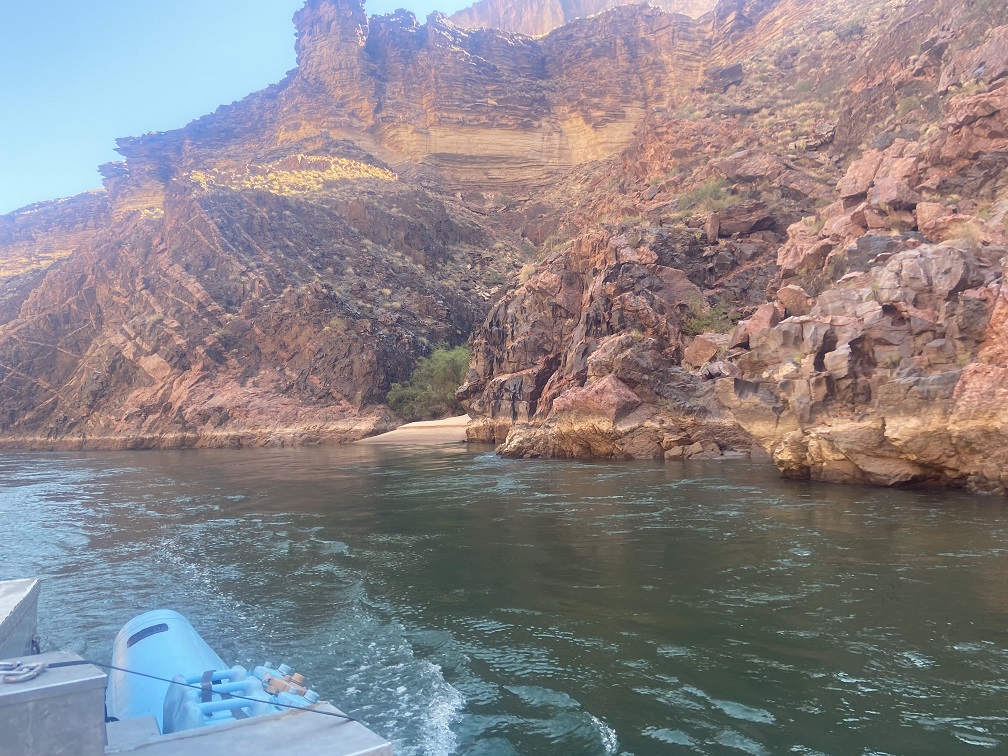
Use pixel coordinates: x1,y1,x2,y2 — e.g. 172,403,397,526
718,242,1007,493
939,24,1008,92
778,77,1008,286
459,228,754,458
716,40,1008,492
457,0,1008,496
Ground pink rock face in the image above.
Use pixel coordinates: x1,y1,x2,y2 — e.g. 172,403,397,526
717,202,774,235
939,24,1008,91
682,335,722,367
747,302,783,335
867,177,922,211
929,87,1008,196
551,373,642,422
776,285,814,317
721,242,1008,494
822,213,865,241
915,202,954,237
836,151,883,199
461,219,755,459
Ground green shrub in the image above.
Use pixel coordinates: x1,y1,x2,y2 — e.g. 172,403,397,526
682,299,740,337
896,95,921,117
677,178,739,214
387,344,472,421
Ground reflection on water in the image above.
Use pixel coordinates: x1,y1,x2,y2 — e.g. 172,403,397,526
3,446,1008,754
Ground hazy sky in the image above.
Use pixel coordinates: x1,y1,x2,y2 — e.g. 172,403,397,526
0,0,471,215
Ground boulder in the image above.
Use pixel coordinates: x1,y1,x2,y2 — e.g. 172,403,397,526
865,208,916,231
705,212,720,243
836,151,883,198
683,439,721,459
921,215,998,245
777,284,814,316
718,202,774,235
714,150,830,199
868,177,922,210
701,62,743,92
915,202,954,238
823,213,866,241
701,360,741,379
683,334,727,368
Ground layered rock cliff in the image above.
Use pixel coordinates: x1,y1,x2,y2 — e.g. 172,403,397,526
3,0,1007,495
449,0,716,38
0,0,753,449
457,0,1008,493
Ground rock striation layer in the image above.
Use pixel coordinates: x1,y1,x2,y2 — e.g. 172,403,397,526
449,0,717,38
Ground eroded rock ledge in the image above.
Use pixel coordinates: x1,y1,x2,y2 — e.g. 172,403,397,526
459,230,758,460
719,243,1008,493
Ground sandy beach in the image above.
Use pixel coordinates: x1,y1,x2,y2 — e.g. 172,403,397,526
355,414,470,445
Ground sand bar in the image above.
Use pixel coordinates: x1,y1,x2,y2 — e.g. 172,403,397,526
356,415,470,445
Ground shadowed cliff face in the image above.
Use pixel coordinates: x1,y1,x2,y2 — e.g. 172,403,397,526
0,177,509,448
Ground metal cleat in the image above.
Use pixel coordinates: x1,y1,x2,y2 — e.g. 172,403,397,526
1,661,47,684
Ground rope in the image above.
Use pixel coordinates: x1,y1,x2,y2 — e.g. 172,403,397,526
44,659,357,724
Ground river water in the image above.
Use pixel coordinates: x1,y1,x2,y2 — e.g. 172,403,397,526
2,444,1007,754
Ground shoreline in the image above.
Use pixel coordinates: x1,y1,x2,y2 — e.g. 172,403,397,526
355,415,470,445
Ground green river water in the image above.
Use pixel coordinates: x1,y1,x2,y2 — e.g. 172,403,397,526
2,443,1007,754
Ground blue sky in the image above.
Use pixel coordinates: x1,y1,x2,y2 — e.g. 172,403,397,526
0,0,471,215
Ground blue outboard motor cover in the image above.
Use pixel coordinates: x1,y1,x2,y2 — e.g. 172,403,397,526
106,609,324,735
106,609,227,732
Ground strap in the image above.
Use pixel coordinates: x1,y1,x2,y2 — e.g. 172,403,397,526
201,670,215,703
219,692,250,719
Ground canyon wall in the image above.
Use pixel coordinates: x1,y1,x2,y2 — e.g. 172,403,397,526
0,0,738,449
3,0,1007,496
458,0,1008,494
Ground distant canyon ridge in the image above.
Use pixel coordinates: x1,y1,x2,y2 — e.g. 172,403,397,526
1,0,1007,494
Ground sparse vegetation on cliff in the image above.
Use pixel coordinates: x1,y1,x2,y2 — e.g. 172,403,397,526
386,344,472,422
682,299,739,337
189,155,396,196
677,177,738,214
